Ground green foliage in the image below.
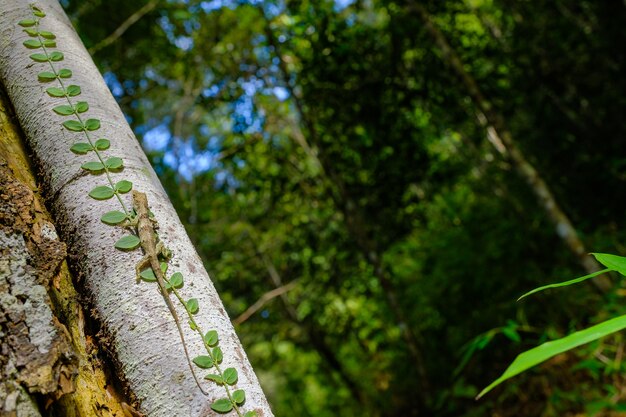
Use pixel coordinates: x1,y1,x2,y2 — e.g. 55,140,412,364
61,0,626,415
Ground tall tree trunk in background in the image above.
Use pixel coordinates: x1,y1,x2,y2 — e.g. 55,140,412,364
0,2,272,416
262,10,432,407
407,1,610,291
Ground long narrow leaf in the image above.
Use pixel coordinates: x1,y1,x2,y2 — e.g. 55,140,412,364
477,314,626,399
517,268,610,301
592,253,626,276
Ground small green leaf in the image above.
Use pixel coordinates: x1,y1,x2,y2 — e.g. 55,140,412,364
232,389,245,405
23,39,42,49
46,87,65,97
42,39,56,48
39,31,55,39
53,105,74,115
204,374,224,384
23,28,38,36
139,268,157,282
89,185,115,200
75,102,89,113
204,330,219,347
115,180,132,193
244,411,258,417
169,272,184,288
192,356,214,369
30,53,48,62
31,7,45,17
223,368,238,385
63,120,84,132
186,298,199,314
114,235,141,250
101,211,127,225
37,71,57,82
81,161,104,172
49,51,63,61
477,314,626,399
84,119,100,131
517,268,610,301
592,253,626,276
95,138,110,150
57,68,72,78
66,85,81,96
211,399,233,413
70,142,93,154
18,19,37,27
212,346,223,364
105,157,123,170
189,320,197,330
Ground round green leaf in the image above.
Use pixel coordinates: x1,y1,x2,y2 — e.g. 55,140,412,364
244,411,258,417
63,120,84,132
186,298,199,314
169,272,184,288
212,346,223,364
81,161,104,172
84,119,101,131
105,157,124,170
204,330,219,347
23,39,42,49
115,180,132,193
232,389,245,405
139,268,157,282
204,374,224,385
53,105,74,116
46,87,65,98
114,235,141,250
66,85,81,96
94,138,109,150
18,19,37,27
70,142,92,154
192,356,214,369
223,368,238,385
75,102,89,113
39,31,55,39
58,68,72,78
101,211,127,225
30,53,48,62
49,51,64,61
38,71,57,82
89,186,114,200
211,399,233,413
42,40,56,48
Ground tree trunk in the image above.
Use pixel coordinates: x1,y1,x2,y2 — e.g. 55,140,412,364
0,1,272,416
407,1,610,291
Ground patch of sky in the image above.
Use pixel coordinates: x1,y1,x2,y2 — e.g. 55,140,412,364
143,124,171,152
103,72,123,98
175,36,194,51
334,0,355,12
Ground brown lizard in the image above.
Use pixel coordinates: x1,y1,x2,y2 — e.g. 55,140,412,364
131,190,208,396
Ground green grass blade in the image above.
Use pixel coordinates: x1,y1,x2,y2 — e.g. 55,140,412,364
476,313,626,399
517,268,610,301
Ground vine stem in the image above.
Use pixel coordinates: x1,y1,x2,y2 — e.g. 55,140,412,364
32,8,130,216
166,277,244,417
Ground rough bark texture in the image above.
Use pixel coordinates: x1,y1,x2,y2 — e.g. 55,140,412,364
1,84,135,417
0,1,272,416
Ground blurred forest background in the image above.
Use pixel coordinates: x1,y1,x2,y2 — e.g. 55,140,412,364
60,0,625,415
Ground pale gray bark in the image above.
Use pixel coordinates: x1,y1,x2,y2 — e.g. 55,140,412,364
0,1,273,416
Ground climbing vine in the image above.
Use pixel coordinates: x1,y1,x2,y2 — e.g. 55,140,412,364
18,4,256,416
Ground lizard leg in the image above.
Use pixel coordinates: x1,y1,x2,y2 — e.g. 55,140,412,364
135,255,151,283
